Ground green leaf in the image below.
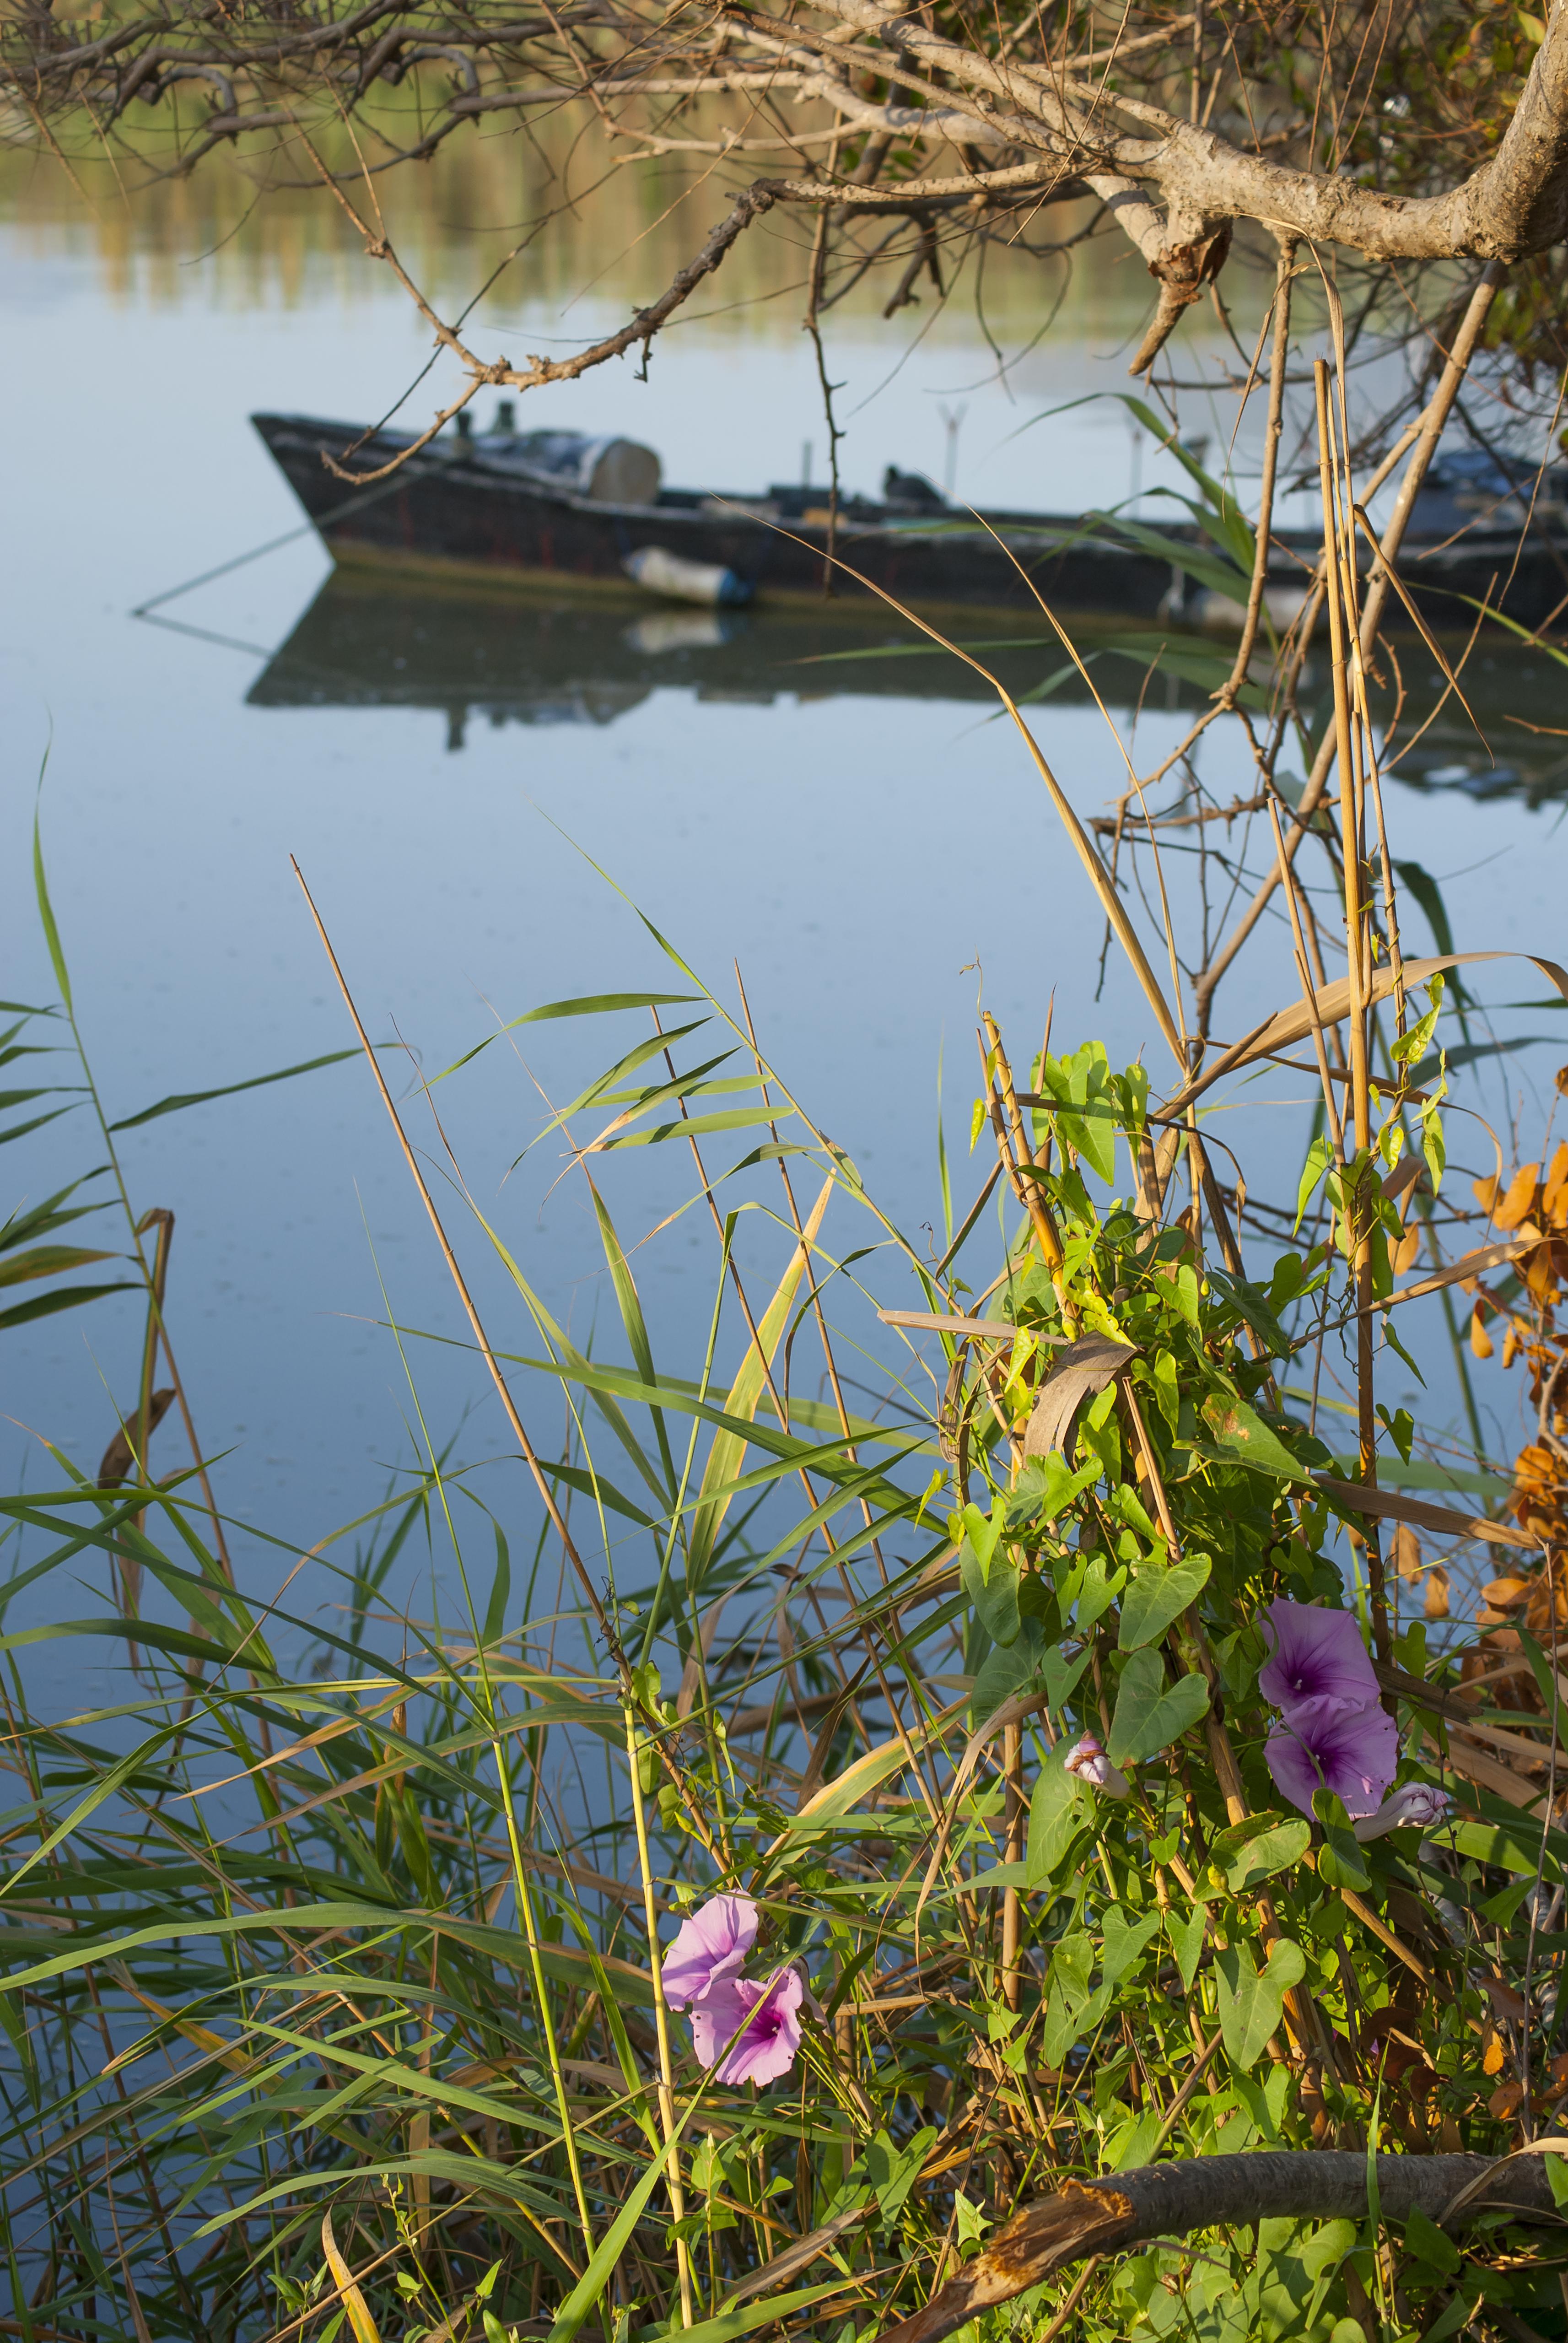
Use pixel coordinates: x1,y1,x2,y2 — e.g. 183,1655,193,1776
109,1048,377,1130
637,2283,845,2343
1006,1452,1099,1528
32,808,71,1015
1199,1395,1308,1481
1107,1646,1210,1767
1404,2206,1460,2276
0,1242,118,1290
516,992,701,1023
1171,1904,1206,1990
1100,1909,1161,1982
864,2126,935,2228
1295,1134,1333,1234
547,2105,700,2343
1214,1937,1305,2070
598,1107,781,1150
961,1536,1021,1648
1313,1789,1372,1891
1074,1553,1125,1634
1042,1642,1091,1715
0,1281,136,1332
1026,1745,1084,1884
1040,1933,1098,2066
960,1501,1003,1583
1118,1553,1211,1648
1224,1819,1310,1892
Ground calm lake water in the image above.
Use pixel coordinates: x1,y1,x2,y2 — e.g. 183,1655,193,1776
4,164,1566,1691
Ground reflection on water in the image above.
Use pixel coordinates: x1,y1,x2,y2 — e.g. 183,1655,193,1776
5,154,1563,1688
0,105,1155,335
238,566,1568,805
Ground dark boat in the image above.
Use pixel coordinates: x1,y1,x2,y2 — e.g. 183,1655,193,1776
252,406,1568,635
247,565,1568,805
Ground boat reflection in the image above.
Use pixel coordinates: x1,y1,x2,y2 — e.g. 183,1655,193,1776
248,568,1568,803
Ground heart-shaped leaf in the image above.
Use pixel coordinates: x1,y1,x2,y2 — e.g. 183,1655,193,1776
1200,1395,1309,1481
1215,1937,1306,2069
1100,1908,1161,1983
1224,1818,1311,1891
1074,1554,1126,1635
1026,1747,1084,1884
1108,1646,1210,1767
1118,1552,1212,1648
961,1537,1021,1648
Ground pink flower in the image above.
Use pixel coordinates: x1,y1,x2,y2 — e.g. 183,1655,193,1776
1353,1781,1452,1841
1063,1735,1131,1799
1266,1697,1399,1820
692,1965,804,2087
661,1893,756,2011
1259,1600,1380,1722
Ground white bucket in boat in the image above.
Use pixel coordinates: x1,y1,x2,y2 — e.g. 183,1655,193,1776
624,545,751,607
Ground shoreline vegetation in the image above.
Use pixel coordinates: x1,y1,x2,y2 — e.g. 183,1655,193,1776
8,36,1568,2306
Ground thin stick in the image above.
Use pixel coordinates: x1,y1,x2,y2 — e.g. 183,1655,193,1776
1002,1719,1023,2011
1314,365,1388,1664
1269,799,1344,1160
291,858,617,1650
1194,261,1506,1023
1222,238,1296,705
625,1705,694,2327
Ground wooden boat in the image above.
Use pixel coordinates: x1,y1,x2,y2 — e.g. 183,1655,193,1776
252,407,1568,634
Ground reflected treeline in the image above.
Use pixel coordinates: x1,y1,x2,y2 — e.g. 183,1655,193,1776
0,101,1164,331
245,567,1568,802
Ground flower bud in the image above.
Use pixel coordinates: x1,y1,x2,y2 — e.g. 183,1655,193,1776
1063,1734,1131,1799
1352,1780,1451,1842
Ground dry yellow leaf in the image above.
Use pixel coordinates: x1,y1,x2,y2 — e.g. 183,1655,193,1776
321,2211,383,2343
1495,1162,1542,1231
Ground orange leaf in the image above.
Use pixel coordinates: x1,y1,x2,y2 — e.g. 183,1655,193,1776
1495,1163,1542,1231
1544,1140,1568,1222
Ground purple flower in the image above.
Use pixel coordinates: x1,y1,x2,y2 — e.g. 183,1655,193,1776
692,1965,804,2087
1259,1601,1380,1722
1353,1781,1452,1842
1064,1735,1131,1800
661,1893,756,2012
1266,1698,1400,1820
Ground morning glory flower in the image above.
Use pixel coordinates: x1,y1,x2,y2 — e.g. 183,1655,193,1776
1266,1696,1400,1820
1064,1734,1131,1799
1259,1600,1381,1721
661,1892,757,2010
691,1965,804,2087
1353,1780,1452,1841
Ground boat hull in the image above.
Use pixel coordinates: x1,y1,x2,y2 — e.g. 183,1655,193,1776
252,412,1568,634
251,413,1190,622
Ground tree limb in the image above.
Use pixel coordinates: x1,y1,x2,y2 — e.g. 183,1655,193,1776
877,2152,1564,2343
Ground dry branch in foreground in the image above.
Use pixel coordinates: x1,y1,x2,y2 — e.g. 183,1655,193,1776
879,2153,1564,2343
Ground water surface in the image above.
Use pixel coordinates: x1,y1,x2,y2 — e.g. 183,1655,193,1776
3,178,1564,1694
